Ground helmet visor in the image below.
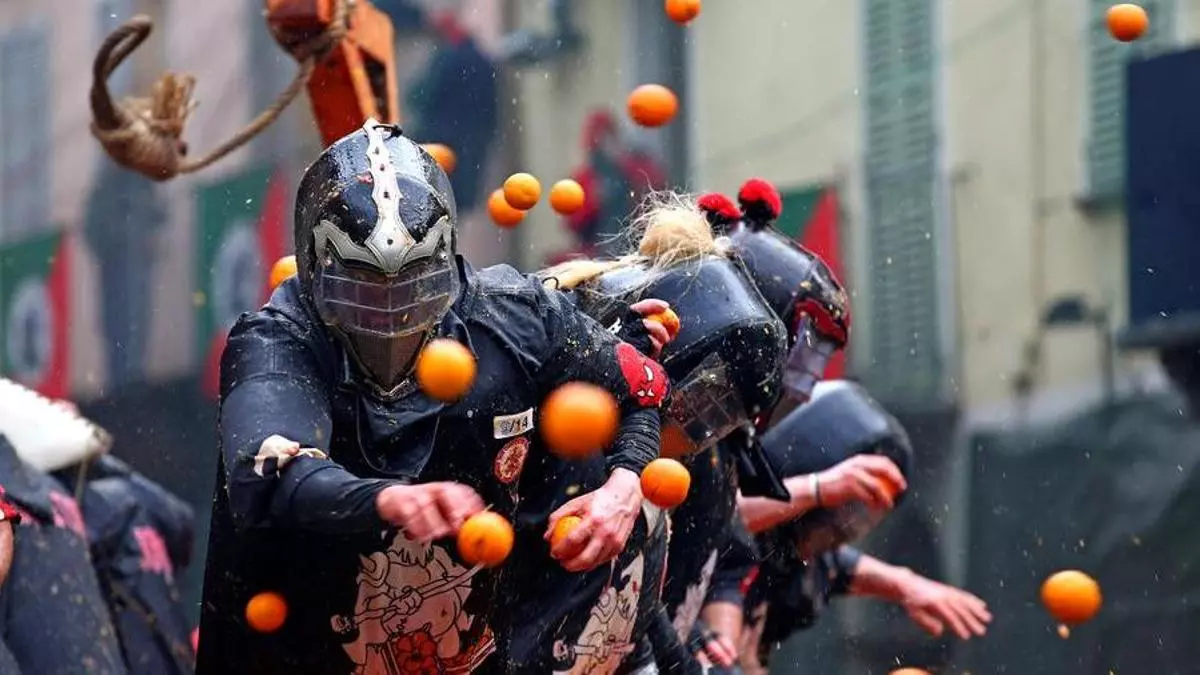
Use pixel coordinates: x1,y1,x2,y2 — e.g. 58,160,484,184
314,250,459,390
782,315,841,402
664,352,749,456
792,502,886,559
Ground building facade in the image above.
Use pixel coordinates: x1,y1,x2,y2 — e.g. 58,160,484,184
511,0,1197,420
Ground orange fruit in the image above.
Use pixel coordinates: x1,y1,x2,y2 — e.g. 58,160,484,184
457,511,514,568
245,591,288,633
488,189,526,229
878,472,904,501
889,669,931,675
503,172,542,210
421,143,457,173
550,515,583,549
415,339,477,402
640,458,691,508
659,422,696,459
1107,4,1148,42
1041,570,1103,625
268,255,297,291
540,382,620,459
644,307,681,340
664,0,700,24
627,84,679,128
549,179,586,215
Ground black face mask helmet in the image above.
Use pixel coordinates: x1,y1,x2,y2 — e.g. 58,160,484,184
700,181,852,403
759,379,914,558
568,255,789,458
295,119,460,398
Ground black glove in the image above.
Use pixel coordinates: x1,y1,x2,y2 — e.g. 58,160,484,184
612,305,658,357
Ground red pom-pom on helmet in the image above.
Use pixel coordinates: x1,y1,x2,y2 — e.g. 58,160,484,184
697,193,742,227
738,178,783,226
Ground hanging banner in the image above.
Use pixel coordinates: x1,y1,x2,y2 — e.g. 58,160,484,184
0,230,71,398
194,166,288,399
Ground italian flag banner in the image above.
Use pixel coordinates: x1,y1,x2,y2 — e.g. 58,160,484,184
776,184,847,380
0,230,71,398
194,166,288,399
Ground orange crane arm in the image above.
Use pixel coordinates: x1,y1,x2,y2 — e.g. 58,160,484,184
266,0,400,147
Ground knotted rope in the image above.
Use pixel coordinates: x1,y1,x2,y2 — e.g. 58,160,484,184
89,2,350,181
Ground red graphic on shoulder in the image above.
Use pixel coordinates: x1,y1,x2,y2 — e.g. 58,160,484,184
615,342,668,407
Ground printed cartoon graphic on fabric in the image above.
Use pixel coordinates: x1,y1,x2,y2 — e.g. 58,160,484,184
48,490,86,539
615,343,668,407
552,555,644,674
332,532,495,674
671,550,718,642
133,525,174,583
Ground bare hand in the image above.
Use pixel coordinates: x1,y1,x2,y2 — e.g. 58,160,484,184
629,298,673,358
901,574,992,639
545,468,643,571
816,455,907,511
375,483,485,543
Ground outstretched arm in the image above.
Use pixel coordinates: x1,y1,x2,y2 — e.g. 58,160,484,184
847,551,992,639
738,455,905,534
533,283,671,570
220,311,482,539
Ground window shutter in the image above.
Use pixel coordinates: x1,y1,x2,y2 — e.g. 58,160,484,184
862,0,945,406
1086,0,1175,201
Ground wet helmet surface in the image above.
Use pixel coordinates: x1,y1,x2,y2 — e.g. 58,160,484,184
729,225,851,402
759,379,913,557
294,120,460,398
572,255,789,456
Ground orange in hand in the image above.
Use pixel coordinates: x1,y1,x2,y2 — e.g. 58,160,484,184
640,458,691,508
540,382,620,459
627,84,679,128
503,172,542,210
421,143,457,174
643,307,681,341
457,511,514,568
1041,570,1103,625
246,591,288,633
488,189,526,229
550,515,583,549
1107,4,1148,42
415,339,477,402
549,179,586,215
665,0,700,24
268,255,298,292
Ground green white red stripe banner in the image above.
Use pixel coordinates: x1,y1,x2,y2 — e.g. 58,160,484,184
0,230,71,398
194,166,288,399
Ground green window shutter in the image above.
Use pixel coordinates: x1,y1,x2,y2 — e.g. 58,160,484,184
1086,0,1175,202
862,0,944,406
